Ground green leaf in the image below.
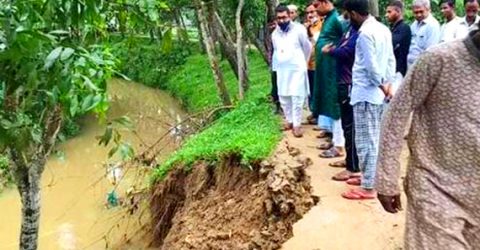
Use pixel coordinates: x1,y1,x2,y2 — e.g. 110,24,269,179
118,143,134,160
60,48,75,60
112,116,133,129
80,75,100,91
44,47,63,69
81,94,94,112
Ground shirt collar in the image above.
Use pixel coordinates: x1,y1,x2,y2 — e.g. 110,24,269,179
460,15,480,26
464,29,480,62
392,19,404,30
416,13,435,26
359,15,376,32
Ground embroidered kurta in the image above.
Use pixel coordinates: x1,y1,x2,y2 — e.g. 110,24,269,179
311,9,344,119
376,31,480,249
272,22,312,97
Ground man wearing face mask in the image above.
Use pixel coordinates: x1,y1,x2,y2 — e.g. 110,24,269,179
272,5,312,137
305,1,323,122
407,0,441,67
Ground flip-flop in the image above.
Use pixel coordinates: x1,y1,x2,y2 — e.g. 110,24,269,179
316,143,333,150
341,189,377,200
316,131,333,139
332,170,351,181
329,160,346,168
319,148,344,159
346,177,361,186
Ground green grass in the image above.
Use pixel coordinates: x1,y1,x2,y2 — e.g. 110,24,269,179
165,50,271,112
151,50,282,182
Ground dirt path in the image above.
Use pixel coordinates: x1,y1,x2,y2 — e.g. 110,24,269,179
282,125,408,250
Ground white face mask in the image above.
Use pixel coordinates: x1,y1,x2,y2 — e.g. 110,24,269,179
311,16,319,24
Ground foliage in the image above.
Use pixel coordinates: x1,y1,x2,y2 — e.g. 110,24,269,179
0,1,116,157
110,36,192,89
0,155,11,193
152,50,281,182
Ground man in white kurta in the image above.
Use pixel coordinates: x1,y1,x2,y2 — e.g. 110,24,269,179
272,5,312,137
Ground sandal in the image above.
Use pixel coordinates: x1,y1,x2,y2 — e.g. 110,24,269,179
332,170,351,181
346,177,361,186
316,131,333,139
341,189,377,200
316,142,333,150
282,123,293,131
329,160,346,168
319,147,344,159
292,127,303,138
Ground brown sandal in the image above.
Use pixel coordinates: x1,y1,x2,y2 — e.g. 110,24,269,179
292,127,303,138
316,131,333,139
316,142,333,150
319,147,344,158
329,160,346,168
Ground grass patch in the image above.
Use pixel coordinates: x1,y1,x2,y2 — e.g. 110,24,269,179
152,50,281,182
165,50,271,112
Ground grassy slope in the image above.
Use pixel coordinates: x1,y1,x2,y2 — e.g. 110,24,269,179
152,51,282,181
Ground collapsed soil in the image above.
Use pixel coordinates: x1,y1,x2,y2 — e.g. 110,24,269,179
150,143,318,250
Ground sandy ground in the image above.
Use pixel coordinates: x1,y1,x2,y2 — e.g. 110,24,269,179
282,125,408,250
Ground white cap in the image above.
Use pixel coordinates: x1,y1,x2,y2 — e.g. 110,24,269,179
287,4,298,11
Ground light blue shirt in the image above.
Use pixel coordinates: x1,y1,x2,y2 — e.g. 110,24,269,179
407,14,441,67
350,16,396,105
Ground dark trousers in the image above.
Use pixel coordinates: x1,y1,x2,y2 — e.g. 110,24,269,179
271,71,280,110
307,70,315,110
338,83,360,173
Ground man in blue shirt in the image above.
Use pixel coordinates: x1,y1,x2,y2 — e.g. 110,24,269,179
386,0,412,76
407,0,441,67
342,0,396,200
322,20,361,181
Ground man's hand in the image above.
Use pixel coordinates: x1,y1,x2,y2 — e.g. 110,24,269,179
321,43,335,54
378,194,402,213
380,83,394,102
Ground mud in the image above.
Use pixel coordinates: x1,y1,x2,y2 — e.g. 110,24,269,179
150,143,318,250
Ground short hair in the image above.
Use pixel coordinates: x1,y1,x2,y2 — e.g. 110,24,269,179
440,0,455,7
307,0,319,7
464,0,480,6
413,0,431,9
388,0,404,12
287,4,298,11
276,5,290,13
343,0,369,15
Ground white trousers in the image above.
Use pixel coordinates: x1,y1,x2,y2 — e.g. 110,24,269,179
332,119,345,147
279,96,304,127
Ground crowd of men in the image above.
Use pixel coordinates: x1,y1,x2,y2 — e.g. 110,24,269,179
270,0,479,248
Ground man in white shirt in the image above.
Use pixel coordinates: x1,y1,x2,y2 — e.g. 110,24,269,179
407,0,441,67
440,0,464,42
458,0,479,37
272,5,312,137
341,0,396,200
288,4,299,22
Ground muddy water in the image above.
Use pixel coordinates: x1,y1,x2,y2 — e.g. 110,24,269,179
0,79,185,249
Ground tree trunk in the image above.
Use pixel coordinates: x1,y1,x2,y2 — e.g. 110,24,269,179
18,172,41,250
264,0,279,67
212,12,238,78
236,0,248,99
194,10,206,53
196,0,232,106
368,0,379,19
9,107,62,250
